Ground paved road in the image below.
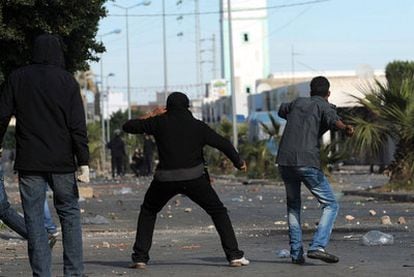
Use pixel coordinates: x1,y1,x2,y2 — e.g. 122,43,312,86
1,170,413,276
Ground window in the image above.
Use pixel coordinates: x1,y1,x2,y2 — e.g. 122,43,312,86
242,33,249,43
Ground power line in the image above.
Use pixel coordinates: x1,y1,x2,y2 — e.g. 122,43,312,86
108,0,331,17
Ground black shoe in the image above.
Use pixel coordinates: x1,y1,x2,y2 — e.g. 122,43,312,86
307,249,339,263
292,256,305,265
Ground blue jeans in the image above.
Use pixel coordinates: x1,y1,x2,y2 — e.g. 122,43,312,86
44,187,57,235
0,172,27,239
279,166,339,259
19,172,83,277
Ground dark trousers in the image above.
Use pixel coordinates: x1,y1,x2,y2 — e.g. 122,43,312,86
131,175,243,263
111,156,124,177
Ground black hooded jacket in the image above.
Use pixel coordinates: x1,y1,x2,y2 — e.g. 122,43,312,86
0,34,89,172
122,92,243,177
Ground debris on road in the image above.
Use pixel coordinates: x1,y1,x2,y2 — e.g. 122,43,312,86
276,249,290,258
345,215,355,221
381,215,392,225
398,216,407,224
361,230,394,246
369,210,377,216
81,215,110,225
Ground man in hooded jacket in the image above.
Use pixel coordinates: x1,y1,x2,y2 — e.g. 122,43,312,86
0,34,89,277
107,129,126,178
122,92,249,268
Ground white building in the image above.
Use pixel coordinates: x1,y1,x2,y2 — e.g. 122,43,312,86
221,0,269,117
104,90,128,119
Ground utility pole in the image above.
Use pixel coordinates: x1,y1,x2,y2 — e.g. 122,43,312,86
219,0,225,79
227,0,238,149
195,0,202,97
162,0,169,103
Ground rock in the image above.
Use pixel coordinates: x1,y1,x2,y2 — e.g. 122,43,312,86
184,208,192,213
78,186,94,199
381,215,392,225
345,215,355,221
207,225,215,230
174,199,181,206
398,216,407,224
369,210,377,216
102,241,110,248
274,221,287,225
81,215,110,225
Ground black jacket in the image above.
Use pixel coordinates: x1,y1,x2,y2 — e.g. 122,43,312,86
107,136,126,158
0,34,89,172
122,94,243,172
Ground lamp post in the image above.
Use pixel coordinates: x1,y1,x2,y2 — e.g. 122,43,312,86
114,0,151,120
98,29,121,167
227,0,238,149
105,73,115,143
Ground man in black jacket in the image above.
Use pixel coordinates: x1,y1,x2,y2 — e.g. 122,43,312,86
123,92,249,268
0,34,89,277
107,129,126,178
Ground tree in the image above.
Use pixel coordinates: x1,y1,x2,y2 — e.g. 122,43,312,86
385,61,414,92
0,0,107,84
348,77,414,189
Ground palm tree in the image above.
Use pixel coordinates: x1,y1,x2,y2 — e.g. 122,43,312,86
348,77,414,188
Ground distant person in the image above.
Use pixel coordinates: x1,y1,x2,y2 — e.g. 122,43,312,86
130,148,145,177
0,34,89,276
123,92,249,269
143,134,155,175
276,76,354,264
107,129,126,178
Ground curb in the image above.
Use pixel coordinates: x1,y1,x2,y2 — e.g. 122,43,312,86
343,190,414,202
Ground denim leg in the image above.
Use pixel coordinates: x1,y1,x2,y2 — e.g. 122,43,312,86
299,167,339,251
0,173,27,239
19,173,51,277
49,173,83,277
44,185,57,234
183,176,244,261
132,180,177,263
279,166,303,260
44,197,57,234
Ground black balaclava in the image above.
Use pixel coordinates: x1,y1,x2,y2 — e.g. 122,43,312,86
166,92,190,111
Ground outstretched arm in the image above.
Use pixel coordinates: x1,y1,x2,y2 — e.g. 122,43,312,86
203,123,245,170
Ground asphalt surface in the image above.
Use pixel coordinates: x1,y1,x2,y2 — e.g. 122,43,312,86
1,168,413,276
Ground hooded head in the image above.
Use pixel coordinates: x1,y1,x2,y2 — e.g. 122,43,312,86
166,92,190,111
32,34,65,68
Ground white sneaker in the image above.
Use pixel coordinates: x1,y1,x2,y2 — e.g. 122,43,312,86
129,262,146,269
229,257,250,267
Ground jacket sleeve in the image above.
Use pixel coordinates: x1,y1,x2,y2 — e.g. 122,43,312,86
122,117,156,135
278,102,293,119
0,78,15,146
202,123,243,169
68,80,89,166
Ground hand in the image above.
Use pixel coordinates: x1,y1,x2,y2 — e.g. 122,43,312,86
139,107,167,119
77,165,90,183
239,161,247,172
345,125,354,137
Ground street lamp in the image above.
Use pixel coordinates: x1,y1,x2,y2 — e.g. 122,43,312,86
105,73,115,143
113,1,151,120
97,29,121,166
